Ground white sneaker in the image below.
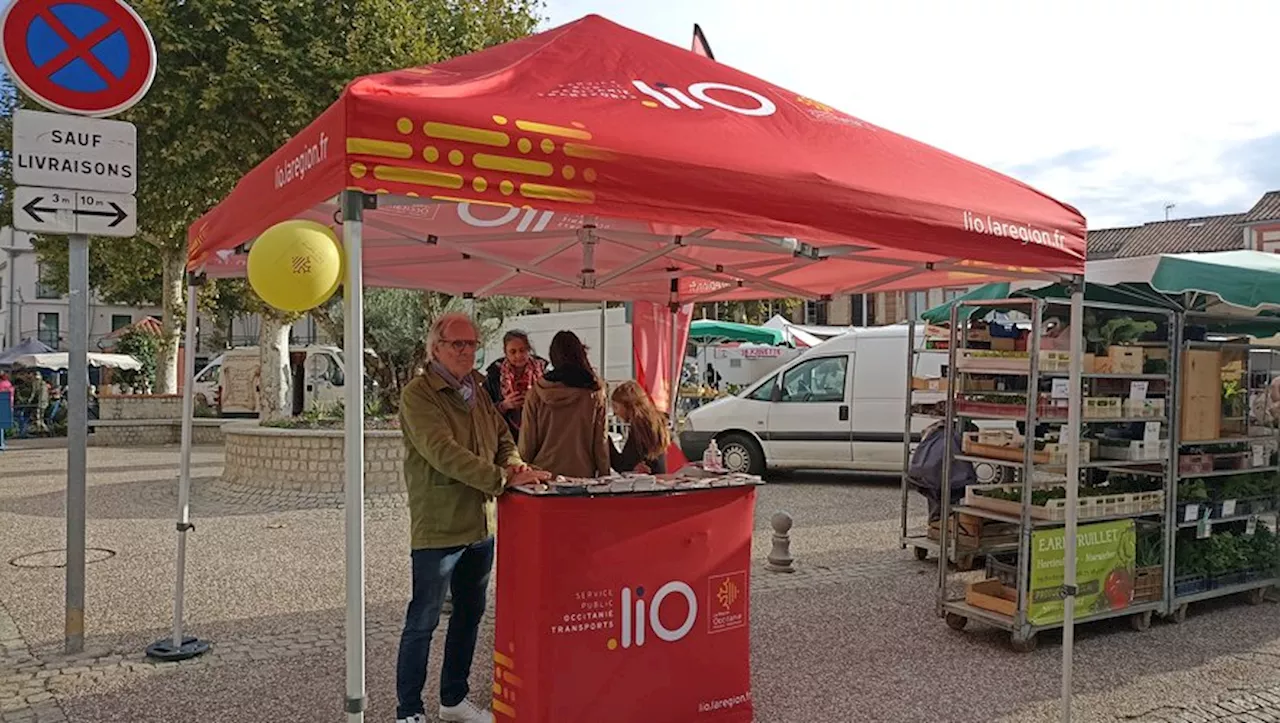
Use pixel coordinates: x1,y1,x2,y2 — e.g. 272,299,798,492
440,698,494,723
395,715,426,723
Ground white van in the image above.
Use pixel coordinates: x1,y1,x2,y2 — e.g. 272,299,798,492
681,325,958,475
195,345,347,416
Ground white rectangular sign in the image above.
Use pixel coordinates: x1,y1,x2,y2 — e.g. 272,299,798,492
14,186,136,238
13,110,137,194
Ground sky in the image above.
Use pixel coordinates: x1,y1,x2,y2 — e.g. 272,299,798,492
543,0,1280,230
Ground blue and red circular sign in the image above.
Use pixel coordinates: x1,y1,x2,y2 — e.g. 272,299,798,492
0,0,156,117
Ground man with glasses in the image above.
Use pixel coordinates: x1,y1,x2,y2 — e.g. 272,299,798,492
396,312,549,723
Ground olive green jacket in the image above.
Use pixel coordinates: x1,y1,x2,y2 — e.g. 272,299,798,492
400,367,522,549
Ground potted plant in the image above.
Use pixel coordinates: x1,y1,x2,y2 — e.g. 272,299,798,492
1085,314,1157,374
1174,537,1209,596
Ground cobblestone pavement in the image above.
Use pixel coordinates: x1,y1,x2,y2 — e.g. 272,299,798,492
0,447,1277,722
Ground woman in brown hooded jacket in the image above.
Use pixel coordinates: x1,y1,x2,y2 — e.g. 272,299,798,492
518,331,611,478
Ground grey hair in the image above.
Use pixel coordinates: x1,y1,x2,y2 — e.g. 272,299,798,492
425,312,477,362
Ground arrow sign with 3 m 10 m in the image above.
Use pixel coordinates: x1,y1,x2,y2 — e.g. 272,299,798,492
14,186,136,237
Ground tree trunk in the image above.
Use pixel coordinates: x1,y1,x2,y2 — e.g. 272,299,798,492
258,312,292,421
154,249,184,394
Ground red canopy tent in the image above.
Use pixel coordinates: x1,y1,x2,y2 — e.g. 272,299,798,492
169,14,1090,722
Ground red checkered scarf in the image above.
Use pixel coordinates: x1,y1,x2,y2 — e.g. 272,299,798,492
500,357,545,417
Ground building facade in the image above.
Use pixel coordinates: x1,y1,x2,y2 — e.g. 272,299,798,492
0,227,163,351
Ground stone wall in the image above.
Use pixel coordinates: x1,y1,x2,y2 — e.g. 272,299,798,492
98,394,183,420
221,421,404,494
90,419,225,447
91,395,226,446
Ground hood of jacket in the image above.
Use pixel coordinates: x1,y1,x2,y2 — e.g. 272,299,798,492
532,368,600,407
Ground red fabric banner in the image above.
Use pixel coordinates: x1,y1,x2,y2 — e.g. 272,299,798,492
631,301,693,414
494,487,755,723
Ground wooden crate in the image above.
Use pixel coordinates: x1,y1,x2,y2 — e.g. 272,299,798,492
962,433,1049,464
1108,346,1144,375
1180,349,1223,442
1134,566,1163,603
966,579,1017,617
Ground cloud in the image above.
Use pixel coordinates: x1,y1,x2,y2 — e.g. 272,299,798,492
542,1,1280,231
1221,133,1280,189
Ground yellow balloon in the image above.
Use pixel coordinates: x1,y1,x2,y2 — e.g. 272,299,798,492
247,220,344,312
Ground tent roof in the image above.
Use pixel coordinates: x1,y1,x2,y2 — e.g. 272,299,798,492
688,320,785,345
188,14,1085,303
0,338,53,366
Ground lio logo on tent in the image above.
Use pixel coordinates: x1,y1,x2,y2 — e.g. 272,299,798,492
456,202,554,233
608,580,698,651
631,80,777,117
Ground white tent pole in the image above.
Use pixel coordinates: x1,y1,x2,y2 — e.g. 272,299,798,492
341,190,368,722
1061,281,1084,723
668,303,681,431
600,301,607,380
146,279,209,661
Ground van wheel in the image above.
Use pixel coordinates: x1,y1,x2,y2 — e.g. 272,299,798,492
718,433,765,476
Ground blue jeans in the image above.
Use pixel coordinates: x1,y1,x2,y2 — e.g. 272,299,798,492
395,538,495,718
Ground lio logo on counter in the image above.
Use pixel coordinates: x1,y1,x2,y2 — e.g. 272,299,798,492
609,581,698,650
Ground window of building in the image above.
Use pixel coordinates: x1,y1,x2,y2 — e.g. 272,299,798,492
37,312,59,348
943,287,968,303
804,300,829,325
849,294,877,326
111,314,132,331
36,264,59,299
905,291,928,320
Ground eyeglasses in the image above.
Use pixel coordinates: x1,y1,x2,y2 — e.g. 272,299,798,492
440,338,480,352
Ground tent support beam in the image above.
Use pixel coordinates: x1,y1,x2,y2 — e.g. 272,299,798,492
341,190,368,723
1061,278,1084,723
146,278,211,663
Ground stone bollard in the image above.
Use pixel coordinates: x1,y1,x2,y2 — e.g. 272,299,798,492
766,511,795,573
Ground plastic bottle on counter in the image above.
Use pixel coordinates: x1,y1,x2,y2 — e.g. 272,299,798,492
704,438,723,472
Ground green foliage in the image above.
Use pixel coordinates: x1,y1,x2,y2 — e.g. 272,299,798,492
320,290,528,412
1083,313,1157,354
2,0,545,340
1136,528,1164,568
114,328,160,393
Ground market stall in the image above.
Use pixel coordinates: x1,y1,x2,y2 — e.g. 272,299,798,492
179,14,1087,722
908,257,1280,652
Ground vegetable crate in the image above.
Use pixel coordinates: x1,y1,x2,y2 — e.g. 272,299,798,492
1097,440,1168,461
962,433,1049,464
966,484,1164,521
957,350,1031,373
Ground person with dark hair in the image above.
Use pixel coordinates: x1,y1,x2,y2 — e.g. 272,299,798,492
517,330,610,478
483,329,546,441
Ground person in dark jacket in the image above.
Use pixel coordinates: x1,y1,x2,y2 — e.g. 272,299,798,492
609,380,670,474
483,330,546,442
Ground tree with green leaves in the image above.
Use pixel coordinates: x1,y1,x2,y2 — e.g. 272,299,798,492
317,289,528,412
2,0,543,416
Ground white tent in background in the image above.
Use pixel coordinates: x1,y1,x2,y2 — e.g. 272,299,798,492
762,314,849,347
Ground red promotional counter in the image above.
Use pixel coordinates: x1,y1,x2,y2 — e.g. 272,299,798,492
492,480,757,723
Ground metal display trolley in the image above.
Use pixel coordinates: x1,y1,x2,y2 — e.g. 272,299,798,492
934,297,1177,652
899,319,1016,570
1165,313,1280,622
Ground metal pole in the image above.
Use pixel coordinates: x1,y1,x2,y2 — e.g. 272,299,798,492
341,190,368,722
937,302,960,615
669,304,681,429
600,301,607,380
1061,284,1085,723
146,279,210,661
900,319,915,548
65,234,88,655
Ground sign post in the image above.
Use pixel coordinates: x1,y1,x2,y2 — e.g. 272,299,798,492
1,0,159,656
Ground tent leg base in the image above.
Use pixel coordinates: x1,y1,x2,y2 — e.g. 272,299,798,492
146,636,210,661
